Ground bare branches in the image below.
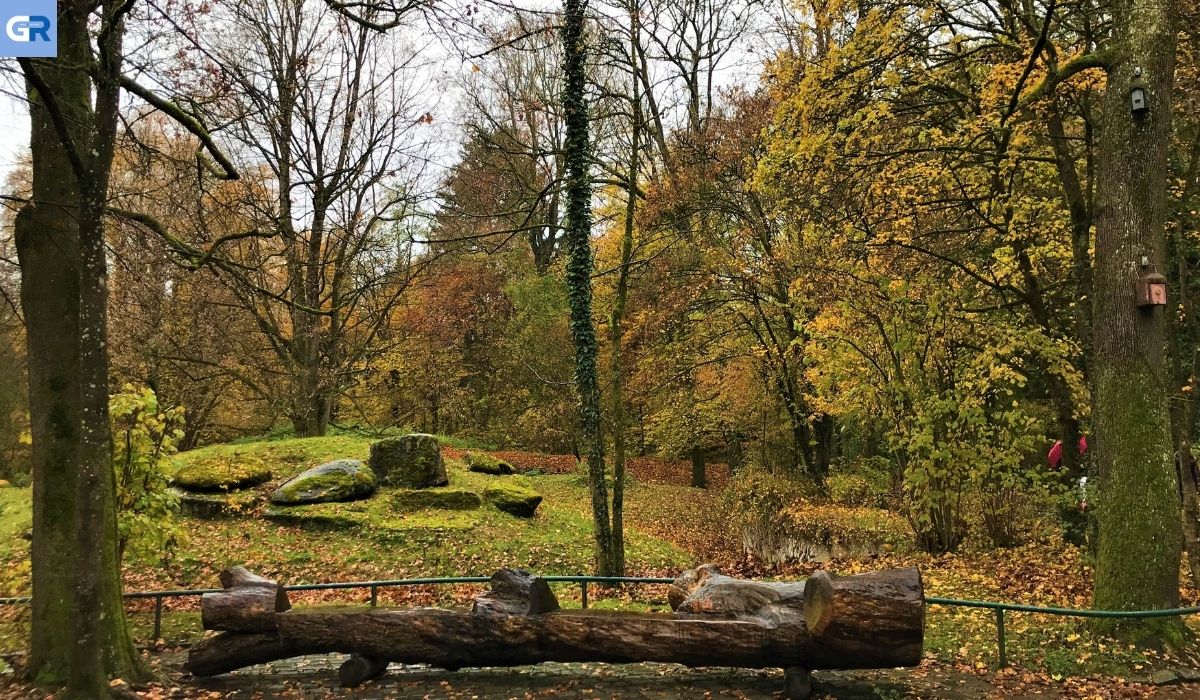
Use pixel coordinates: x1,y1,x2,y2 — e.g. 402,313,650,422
119,77,240,181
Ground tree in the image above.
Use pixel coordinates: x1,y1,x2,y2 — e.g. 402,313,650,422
15,1,143,691
562,0,618,575
1090,0,1183,630
197,0,429,436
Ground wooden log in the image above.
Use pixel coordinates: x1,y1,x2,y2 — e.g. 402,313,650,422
801,568,924,663
186,564,923,677
472,568,559,616
669,562,807,623
338,654,388,687
201,566,291,633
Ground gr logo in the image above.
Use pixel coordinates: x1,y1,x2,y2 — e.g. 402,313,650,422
7,16,52,43
0,2,56,57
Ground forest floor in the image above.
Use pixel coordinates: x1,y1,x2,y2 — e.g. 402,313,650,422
1,433,1199,697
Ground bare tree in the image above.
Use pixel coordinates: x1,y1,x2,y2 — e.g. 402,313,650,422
197,0,433,436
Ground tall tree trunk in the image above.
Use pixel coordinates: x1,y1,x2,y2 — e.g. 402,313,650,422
606,5,642,576
562,0,614,575
1091,0,1182,637
17,0,141,691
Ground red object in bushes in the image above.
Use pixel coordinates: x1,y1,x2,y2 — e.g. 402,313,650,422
1048,435,1088,470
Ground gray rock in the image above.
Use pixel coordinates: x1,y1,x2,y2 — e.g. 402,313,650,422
270,459,377,505
369,434,447,488
1151,669,1181,686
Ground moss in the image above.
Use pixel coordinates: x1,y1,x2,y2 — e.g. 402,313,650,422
172,488,261,519
391,488,482,511
483,483,543,518
265,504,367,529
173,455,272,492
1092,365,1183,640
369,434,447,488
270,460,377,505
466,451,514,475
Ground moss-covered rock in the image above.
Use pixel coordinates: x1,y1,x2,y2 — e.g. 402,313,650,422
172,488,262,519
174,456,272,492
390,488,482,511
466,452,514,475
483,483,542,518
269,459,377,505
264,503,366,529
369,434,447,488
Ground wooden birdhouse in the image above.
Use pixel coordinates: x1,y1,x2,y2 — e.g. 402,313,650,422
1136,271,1168,308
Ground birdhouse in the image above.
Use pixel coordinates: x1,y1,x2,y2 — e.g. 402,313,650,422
1136,271,1168,308
1130,72,1149,116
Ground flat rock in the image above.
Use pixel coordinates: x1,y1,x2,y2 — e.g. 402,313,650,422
369,434,447,488
466,452,514,475
174,457,272,493
270,459,377,505
483,483,542,518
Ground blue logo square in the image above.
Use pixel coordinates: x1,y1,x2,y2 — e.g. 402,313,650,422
0,1,57,58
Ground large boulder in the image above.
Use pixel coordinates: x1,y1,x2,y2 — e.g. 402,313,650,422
483,483,542,518
391,488,482,511
174,456,272,493
270,459,377,505
369,434,447,488
466,452,514,476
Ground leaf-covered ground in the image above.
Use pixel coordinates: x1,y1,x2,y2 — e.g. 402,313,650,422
1,434,1199,693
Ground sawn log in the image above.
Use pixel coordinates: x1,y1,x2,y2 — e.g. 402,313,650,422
186,564,923,678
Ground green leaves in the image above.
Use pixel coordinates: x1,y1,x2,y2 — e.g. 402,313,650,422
110,384,186,565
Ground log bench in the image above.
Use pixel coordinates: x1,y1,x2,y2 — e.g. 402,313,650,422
187,564,924,699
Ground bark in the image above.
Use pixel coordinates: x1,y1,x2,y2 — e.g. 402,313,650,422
202,567,292,633
690,447,707,488
562,0,614,575
17,0,141,690
186,565,924,678
1090,0,1183,635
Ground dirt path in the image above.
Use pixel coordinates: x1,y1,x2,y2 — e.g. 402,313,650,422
5,652,1197,699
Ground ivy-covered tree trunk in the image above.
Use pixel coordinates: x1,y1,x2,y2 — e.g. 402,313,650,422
562,0,615,575
16,1,142,692
1091,0,1182,636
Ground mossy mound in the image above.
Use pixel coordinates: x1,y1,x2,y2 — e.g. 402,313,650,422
173,488,262,519
483,483,542,518
270,459,377,505
264,504,367,529
466,452,514,476
369,434,447,488
391,488,482,511
173,456,272,493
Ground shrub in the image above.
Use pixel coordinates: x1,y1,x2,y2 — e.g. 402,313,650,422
111,385,187,564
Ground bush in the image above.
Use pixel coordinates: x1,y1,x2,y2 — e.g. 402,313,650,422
111,385,187,564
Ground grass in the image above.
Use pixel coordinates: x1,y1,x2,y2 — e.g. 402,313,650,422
2,434,1200,683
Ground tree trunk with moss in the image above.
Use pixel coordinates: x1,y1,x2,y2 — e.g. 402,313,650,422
562,0,615,576
1090,0,1182,636
16,1,142,692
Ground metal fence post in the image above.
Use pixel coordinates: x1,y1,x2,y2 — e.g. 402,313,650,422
995,608,1007,668
153,595,163,642
581,581,589,609
370,585,378,607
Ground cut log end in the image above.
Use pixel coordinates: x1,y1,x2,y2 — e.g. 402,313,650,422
802,570,834,636
339,654,388,687
473,568,560,616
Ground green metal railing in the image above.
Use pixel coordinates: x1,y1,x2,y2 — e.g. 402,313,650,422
924,596,1200,667
3,576,1199,669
